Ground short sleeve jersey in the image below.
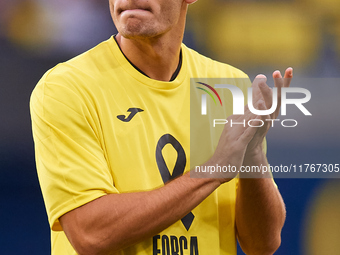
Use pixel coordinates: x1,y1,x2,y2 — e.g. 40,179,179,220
30,36,252,255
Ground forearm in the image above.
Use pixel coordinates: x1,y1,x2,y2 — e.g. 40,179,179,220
235,68,291,254
235,152,286,255
60,171,220,255
59,90,265,255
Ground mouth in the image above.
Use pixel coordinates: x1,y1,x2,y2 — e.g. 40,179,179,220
118,6,152,15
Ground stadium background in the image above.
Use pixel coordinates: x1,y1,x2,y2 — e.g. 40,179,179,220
0,0,339,254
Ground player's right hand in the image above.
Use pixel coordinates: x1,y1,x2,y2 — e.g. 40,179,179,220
206,102,264,183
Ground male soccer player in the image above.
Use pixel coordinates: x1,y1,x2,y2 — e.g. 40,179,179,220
30,0,291,254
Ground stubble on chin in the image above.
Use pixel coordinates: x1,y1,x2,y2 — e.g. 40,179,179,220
118,17,159,39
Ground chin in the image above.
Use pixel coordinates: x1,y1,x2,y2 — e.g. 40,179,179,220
120,27,161,40
117,18,167,39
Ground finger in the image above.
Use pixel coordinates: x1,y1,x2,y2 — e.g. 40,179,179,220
273,70,282,79
273,70,283,108
243,102,258,122
254,74,267,82
253,74,267,93
251,74,267,108
249,100,269,138
240,117,259,144
283,67,293,88
229,110,256,134
241,102,257,121
257,100,271,137
258,81,273,111
272,69,284,119
242,100,269,143
273,70,283,89
242,103,253,120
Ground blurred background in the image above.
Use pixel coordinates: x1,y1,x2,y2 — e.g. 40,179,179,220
0,0,339,254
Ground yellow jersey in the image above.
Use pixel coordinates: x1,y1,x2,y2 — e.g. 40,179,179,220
30,36,251,255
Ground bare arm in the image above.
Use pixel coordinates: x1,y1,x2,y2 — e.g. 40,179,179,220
60,172,220,255
60,106,260,255
236,68,292,254
236,151,286,255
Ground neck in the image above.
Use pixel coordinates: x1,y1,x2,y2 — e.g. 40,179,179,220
115,7,187,82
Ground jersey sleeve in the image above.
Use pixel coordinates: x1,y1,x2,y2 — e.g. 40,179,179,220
30,71,118,231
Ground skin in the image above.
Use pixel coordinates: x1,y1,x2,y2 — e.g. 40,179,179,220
60,1,289,254
236,70,291,254
109,0,195,81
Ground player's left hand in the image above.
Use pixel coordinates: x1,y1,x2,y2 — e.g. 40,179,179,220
245,67,293,157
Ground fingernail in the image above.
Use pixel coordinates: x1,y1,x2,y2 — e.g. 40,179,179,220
288,67,293,76
256,74,267,79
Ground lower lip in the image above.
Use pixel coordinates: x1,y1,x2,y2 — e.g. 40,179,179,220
121,9,150,15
